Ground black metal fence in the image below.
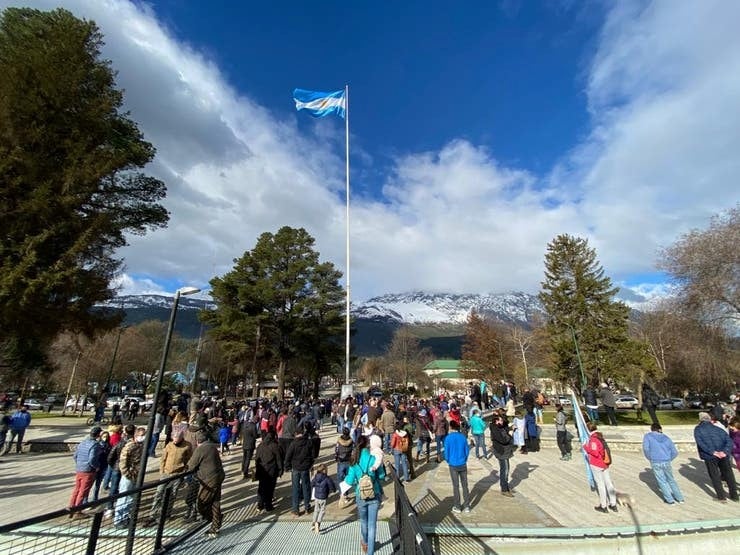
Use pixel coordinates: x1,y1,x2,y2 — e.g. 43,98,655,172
0,470,205,554
387,463,435,554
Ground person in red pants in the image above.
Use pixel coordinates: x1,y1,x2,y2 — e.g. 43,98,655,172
69,426,103,516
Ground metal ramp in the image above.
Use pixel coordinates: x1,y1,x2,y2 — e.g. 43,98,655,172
168,519,395,554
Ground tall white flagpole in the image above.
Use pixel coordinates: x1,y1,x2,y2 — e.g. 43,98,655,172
344,84,351,386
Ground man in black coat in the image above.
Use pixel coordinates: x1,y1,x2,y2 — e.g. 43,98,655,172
241,414,259,479
189,431,225,537
254,429,283,511
284,425,315,516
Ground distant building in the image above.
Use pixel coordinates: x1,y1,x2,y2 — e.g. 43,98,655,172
423,360,469,395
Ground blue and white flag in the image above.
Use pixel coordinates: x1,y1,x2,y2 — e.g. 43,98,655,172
572,392,595,489
293,88,346,118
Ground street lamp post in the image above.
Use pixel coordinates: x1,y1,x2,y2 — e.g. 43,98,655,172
126,286,200,551
136,286,200,488
566,324,587,392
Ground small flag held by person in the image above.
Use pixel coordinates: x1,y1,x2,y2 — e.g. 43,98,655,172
293,88,346,118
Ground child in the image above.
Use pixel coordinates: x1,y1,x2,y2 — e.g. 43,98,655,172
512,411,526,453
310,463,337,534
218,421,231,455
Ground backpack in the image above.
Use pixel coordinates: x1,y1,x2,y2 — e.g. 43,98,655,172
601,437,612,466
358,461,376,500
396,433,409,453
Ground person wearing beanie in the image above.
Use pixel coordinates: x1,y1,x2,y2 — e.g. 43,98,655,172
69,426,103,513
694,412,738,502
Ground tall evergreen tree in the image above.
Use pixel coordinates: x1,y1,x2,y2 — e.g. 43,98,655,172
0,8,168,378
204,227,345,399
538,234,632,391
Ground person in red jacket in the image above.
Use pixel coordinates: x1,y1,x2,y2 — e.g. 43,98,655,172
582,422,617,513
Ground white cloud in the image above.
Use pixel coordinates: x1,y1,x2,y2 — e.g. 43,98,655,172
4,0,738,302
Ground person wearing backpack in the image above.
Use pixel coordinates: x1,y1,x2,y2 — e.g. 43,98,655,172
343,434,386,555
390,424,411,482
583,422,617,513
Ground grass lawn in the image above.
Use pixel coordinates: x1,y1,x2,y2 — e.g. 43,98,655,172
542,406,701,426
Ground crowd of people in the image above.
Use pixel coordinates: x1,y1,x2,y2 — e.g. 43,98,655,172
4,380,734,553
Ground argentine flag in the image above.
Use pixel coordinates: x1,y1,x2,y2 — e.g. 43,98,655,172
293,88,346,119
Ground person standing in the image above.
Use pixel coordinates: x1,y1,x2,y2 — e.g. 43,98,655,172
642,384,661,426
254,428,283,511
390,424,411,483
490,413,516,497
380,404,396,453
694,412,738,502
642,423,684,504
189,430,225,537
145,425,192,525
6,404,31,454
583,422,618,513
583,385,599,423
414,409,432,463
512,411,526,453
104,424,133,518
554,404,572,461
284,424,315,516
524,409,540,452
310,463,337,534
87,430,111,503
114,426,146,528
729,417,740,470
335,426,354,490
600,384,617,426
344,434,386,555
469,408,488,459
69,426,103,513
0,409,12,455
444,420,471,513
433,407,449,463
241,413,259,479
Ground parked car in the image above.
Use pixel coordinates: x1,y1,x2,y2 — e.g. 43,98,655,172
657,398,675,410
106,396,123,409
551,394,572,406
615,395,639,409
65,397,93,411
23,398,43,410
670,398,686,409
686,395,703,409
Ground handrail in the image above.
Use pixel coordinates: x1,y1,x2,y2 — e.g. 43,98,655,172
387,462,436,554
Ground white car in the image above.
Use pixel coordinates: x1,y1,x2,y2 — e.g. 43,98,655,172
23,398,43,410
65,397,93,411
615,395,639,409
670,398,686,409
657,398,675,410
106,396,123,408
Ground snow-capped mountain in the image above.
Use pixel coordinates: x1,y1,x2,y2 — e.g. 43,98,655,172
101,294,211,312
354,291,545,326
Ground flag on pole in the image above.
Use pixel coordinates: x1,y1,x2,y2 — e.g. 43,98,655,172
571,392,595,488
293,88,346,118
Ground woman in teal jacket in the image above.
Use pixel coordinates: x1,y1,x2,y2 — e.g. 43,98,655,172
345,434,386,554
469,408,488,459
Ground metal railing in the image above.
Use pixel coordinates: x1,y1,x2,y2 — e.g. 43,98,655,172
0,469,205,554
387,462,435,554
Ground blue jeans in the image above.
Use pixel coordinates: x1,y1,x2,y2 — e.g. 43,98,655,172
383,432,392,452
586,406,599,422
149,432,160,457
337,462,350,486
291,469,311,512
106,469,122,509
497,456,511,492
356,496,380,555
417,437,430,458
393,450,410,481
337,415,345,434
114,476,134,525
474,434,488,458
651,461,684,503
435,434,446,460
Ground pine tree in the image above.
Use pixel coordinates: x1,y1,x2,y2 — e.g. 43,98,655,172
205,227,345,399
0,8,168,378
538,234,631,390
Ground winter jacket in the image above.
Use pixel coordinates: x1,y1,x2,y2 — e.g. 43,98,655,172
119,440,143,481
380,408,397,434
391,430,409,454
731,429,740,461
600,388,616,408
694,421,733,461
490,424,515,460
74,437,102,473
242,419,259,448
433,413,449,436
583,432,608,469
255,435,283,479
189,440,225,483
218,426,231,444
469,412,486,435
443,431,469,467
280,415,297,440
524,413,538,439
335,435,354,462
642,431,678,463
583,388,598,407
160,438,192,475
10,409,31,431
345,448,386,498
555,410,568,432
107,438,128,471
310,471,337,500
285,436,315,471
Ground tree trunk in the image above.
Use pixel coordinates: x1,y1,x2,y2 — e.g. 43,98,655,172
277,359,286,400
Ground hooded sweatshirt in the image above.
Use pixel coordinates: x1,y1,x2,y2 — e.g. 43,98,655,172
335,434,354,462
642,431,678,463
469,411,486,435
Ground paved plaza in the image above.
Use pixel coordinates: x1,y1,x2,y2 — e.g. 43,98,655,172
1,416,738,553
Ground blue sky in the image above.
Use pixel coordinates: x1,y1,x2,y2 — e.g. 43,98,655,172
3,0,738,305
